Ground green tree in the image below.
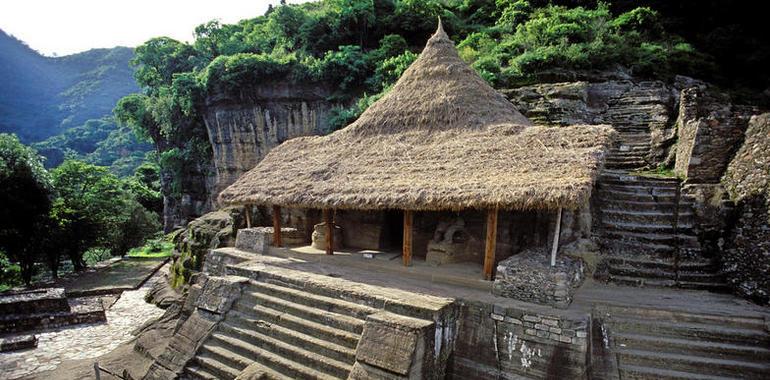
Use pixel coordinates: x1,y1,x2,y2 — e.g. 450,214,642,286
50,161,133,270
0,134,52,284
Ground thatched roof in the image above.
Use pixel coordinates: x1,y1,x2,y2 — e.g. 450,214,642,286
219,22,615,211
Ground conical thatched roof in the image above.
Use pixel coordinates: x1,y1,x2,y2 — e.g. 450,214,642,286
218,22,615,211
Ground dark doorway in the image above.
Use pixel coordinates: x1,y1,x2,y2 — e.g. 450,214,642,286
381,209,404,250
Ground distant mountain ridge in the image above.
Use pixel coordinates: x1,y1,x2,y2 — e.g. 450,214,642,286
0,29,140,142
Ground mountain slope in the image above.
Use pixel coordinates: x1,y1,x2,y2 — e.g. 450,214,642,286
0,29,140,142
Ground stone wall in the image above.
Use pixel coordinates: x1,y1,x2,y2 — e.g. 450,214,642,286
722,113,770,305
203,82,338,203
674,87,753,183
450,301,590,379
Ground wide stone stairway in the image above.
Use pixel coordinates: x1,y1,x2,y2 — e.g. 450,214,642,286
181,263,455,380
184,280,364,379
594,170,727,291
596,304,770,379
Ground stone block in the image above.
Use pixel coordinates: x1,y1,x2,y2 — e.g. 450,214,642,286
356,311,434,377
349,361,407,380
542,319,559,327
236,363,271,380
0,334,37,352
235,228,271,253
195,276,248,314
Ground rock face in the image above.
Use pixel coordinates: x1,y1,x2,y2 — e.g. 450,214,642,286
722,113,770,305
203,82,338,203
504,79,677,167
675,87,754,183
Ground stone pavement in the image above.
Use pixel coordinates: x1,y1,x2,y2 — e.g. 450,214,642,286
0,268,167,380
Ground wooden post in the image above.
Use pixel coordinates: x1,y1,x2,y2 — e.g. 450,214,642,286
483,208,499,280
244,205,252,228
272,205,282,247
551,208,563,267
403,210,413,266
324,209,334,255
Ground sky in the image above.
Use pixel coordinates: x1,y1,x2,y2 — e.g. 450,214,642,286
0,0,304,56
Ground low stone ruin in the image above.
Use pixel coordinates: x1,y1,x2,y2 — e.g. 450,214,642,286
493,249,585,308
0,288,105,336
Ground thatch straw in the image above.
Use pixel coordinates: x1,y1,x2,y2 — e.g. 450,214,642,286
218,22,616,211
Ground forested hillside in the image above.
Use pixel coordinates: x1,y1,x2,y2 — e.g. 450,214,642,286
0,29,140,142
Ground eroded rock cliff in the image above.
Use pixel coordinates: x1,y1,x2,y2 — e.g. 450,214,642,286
202,82,338,203
722,113,770,304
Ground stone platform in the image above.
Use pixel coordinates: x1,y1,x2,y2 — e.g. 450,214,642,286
0,296,105,335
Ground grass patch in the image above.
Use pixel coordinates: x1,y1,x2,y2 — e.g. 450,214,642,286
128,240,174,258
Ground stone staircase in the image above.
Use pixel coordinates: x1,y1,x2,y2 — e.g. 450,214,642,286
184,279,365,379
182,263,454,380
597,305,770,379
594,170,728,291
604,133,651,170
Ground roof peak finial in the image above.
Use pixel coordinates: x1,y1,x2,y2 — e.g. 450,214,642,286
437,16,444,34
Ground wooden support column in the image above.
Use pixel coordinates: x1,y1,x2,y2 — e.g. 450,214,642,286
550,208,563,267
244,205,252,228
272,205,282,247
402,210,413,267
483,208,499,281
323,209,334,255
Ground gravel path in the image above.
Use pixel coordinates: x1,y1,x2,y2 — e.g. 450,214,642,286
0,270,166,380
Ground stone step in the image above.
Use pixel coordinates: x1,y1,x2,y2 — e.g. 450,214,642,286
246,280,378,320
195,348,245,379
613,333,770,362
601,305,766,331
598,240,679,256
619,363,742,380
598,180,680,191
607,275,728,292
605,262,723,280
221,320,356,365
239,290,366,335
608,265,676,280
184,364,221,380
598,200,684,213
601,221,694,234
600,171,679,184
211,329,352,379
599,211,694,226
210,333,343,379
227,265,453,321
600,230,699,247
228,306,360,350
597,190,678,203
616,348,770,378
606,317,770,346
605,161,648,170
604,255,719,273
